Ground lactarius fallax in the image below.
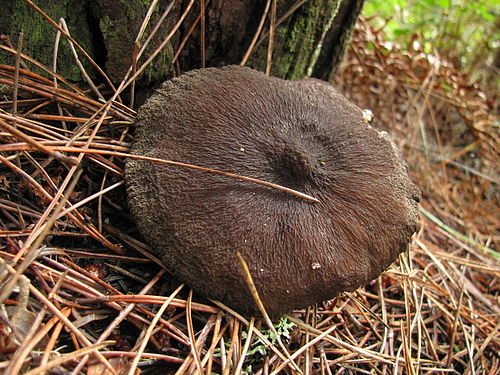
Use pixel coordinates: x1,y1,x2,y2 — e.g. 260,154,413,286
125,66,421,316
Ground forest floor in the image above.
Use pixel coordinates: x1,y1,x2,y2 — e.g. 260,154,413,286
0,11,498,375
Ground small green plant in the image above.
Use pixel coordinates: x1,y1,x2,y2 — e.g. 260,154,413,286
244,316,296,358
214,317,296,370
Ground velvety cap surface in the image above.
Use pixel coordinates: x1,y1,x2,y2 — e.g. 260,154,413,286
125,66,421,316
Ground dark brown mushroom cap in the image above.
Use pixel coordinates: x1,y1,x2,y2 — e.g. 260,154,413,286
125,66,421,316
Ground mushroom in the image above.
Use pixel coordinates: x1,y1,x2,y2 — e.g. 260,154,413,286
125,66,421,316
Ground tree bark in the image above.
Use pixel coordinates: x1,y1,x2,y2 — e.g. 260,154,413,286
0,0,178,86
179,0,365,80
0,0,364,92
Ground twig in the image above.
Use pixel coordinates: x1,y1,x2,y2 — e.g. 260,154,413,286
266,0,277,75
59,18,104,101
127,284,184,375
241,0,271,65
12,32,23,116
236,252,303,374
200,0,206,68
23,341,115,375
36,146,320,203
419,206,498,258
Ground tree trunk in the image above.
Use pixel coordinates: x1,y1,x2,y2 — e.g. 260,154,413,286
179,0,364,80
0,0,179,86
0,0,364,93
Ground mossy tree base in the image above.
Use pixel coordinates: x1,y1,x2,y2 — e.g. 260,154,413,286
1,0,364,97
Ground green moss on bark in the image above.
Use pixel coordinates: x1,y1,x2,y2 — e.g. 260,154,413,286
0,0,95,81
1,0,174,87
248,0,340,80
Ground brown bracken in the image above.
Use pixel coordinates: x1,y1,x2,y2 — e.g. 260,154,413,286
125,66,421,316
